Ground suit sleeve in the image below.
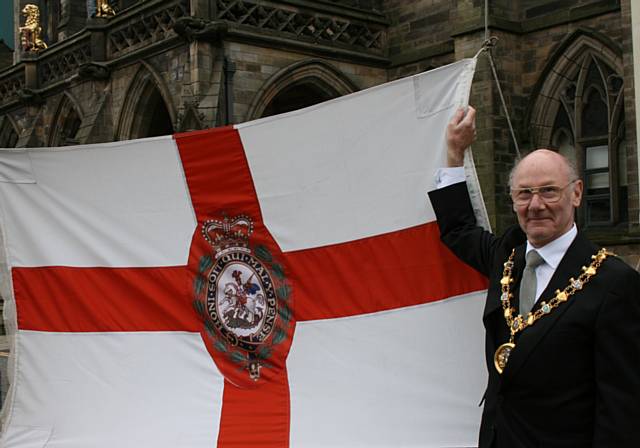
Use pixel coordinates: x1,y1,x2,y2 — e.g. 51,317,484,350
593,262,640,445
428,181,503,277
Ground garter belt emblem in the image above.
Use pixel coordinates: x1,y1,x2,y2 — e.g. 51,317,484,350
194,215,291,381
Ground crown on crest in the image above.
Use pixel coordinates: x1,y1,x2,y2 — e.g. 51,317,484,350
202,214,254,258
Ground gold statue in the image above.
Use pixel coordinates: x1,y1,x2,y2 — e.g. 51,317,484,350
19,4,47,52
96,0,116,17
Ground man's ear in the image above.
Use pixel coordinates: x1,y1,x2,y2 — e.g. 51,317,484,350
572,179,584,207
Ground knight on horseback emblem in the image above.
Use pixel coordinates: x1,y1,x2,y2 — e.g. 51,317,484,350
198,215,284,381
220,269,267,333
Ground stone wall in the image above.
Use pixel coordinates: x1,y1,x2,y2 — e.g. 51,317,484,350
228,41,386,123
620,0,639,233
3,0,391,143
384,0,454,81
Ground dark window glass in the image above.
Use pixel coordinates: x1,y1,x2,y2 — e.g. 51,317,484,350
586,198,611,224
584,145,610,224
62,108,82,145
581,88,608,137
131,86,174,138
261,83,335,118
617,138,628,223
0,122,18,148
553,104,572,134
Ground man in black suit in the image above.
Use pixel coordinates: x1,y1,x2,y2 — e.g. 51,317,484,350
428,107,640,447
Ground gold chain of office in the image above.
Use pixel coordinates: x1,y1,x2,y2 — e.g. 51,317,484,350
493,247,613,374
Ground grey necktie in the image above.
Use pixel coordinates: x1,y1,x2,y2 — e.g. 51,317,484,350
519,250,545,316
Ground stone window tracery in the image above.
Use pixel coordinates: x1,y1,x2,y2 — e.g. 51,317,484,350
531,34,627,228
563,54,626,227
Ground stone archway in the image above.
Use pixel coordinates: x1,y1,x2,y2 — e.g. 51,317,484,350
116,62,176,140
246,59,358,120
129,83,175,139
527,28,628,227
528,28,623,148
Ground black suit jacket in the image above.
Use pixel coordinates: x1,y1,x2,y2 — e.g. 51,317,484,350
429,182,640,448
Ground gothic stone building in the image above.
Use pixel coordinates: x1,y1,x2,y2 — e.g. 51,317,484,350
0,0,638,255
0,0,638,410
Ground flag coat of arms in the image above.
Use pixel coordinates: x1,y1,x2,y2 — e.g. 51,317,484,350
0,58,488,447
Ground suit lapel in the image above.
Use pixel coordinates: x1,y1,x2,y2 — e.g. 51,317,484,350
501,232,597,382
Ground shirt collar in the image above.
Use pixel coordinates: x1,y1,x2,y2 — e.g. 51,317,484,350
525,224,577,269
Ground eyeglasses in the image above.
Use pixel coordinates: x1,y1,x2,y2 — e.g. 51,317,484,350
511,180,577,206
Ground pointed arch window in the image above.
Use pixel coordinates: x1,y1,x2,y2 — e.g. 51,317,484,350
49,95,83,146
549,53,626,227
261,82,337,118
245,59,357,121
125,82,174,139
61,107,82,145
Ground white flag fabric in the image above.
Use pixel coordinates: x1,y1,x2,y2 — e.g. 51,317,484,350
0,58,488,447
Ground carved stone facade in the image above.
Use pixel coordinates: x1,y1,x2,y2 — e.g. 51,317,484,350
0,0,637,262
0,0,638,411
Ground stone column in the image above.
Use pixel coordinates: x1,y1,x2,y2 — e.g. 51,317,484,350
180,0,226,128
22,53,38,89
185,39,225,128
87,16,109,61
624,0,640,229
191,0,214,21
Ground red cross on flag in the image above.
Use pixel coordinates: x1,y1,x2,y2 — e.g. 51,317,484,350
0,58,487,447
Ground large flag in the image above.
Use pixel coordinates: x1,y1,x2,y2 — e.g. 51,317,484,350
0,58,488,447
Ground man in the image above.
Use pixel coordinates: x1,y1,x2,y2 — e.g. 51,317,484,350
428,106,640,447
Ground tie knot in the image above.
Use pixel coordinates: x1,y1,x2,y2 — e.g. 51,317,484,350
526,250,544,268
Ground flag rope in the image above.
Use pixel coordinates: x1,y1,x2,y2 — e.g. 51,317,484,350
476,0,522,158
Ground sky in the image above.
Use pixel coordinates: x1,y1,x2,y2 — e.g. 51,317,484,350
1,1,14,49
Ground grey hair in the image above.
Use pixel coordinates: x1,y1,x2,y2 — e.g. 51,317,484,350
508,149,579,189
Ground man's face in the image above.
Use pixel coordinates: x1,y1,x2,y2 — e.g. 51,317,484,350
511,150,583,248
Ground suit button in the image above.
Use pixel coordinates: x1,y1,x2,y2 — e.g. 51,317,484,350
496,394,504,405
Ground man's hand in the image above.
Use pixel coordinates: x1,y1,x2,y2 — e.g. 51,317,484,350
446,106,476,167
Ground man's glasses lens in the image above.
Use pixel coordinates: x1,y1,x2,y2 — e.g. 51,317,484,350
512,186,563,205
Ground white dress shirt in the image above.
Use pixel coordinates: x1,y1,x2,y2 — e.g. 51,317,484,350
434,166,465,188
525,225,577,302
434,166,577,303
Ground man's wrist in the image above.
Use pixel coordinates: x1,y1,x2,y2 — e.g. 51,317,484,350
447,146,465,168
447,151,464,167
